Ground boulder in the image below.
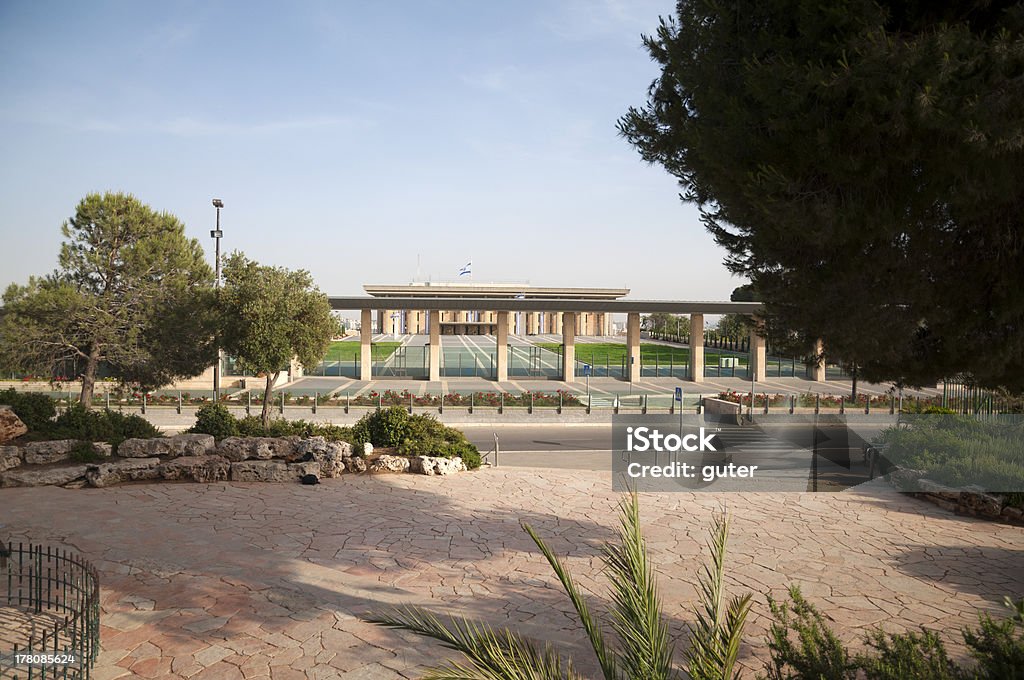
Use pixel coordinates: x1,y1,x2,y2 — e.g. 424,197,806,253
23,439,80,465
159,455,230,483
0,446,22,471
118,434,212,458
230,459,320,482
346,457,367,473
86,458,162,487
217,437,295,462
412,456,466,476
0,406,28,443
368,455,410,474
1,465,90,487
91,442,114,458
291,437,350,477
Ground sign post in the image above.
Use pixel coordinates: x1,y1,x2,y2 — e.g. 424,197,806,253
583,363,592,398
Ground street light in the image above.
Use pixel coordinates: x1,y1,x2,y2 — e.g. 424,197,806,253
211,199,224,398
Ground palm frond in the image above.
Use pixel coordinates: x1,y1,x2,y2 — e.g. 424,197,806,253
522,521,620,680
601,490,676,680
685,512,752,680
366,605,582,680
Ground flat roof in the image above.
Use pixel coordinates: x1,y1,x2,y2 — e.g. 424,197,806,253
330,296,764,314
363,283,630,300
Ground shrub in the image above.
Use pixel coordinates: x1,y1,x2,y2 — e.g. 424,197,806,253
188,403,239,438
67,440,107,463
764,588,1024,680
0,388,57,432
49,404,160,446
392,416,482,469
351,407,410,449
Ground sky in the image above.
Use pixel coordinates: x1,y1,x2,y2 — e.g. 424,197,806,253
0,0,747,304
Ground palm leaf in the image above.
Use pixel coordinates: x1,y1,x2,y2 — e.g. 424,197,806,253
367,605,581,680
601,490,677,680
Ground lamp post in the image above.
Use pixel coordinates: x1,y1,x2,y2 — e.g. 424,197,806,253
211,199,224,398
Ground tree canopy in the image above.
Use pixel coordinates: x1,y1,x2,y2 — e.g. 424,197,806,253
219,253,340,427
619,2,1024,390
0,192,216,405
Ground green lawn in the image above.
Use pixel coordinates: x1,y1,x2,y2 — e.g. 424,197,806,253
323,341,402,362
535,342,748,367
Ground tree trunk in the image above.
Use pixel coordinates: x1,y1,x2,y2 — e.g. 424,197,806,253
79,345,100,409
260,371,279,429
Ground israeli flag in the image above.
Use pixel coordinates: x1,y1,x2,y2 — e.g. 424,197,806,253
458,261,472,277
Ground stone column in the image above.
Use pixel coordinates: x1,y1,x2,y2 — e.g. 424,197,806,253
496,311,509,382
429,310,441,382
562,312,576,383
553,312,562,335
750,324,767,382
627,312,641,382
812,339,826,382
360,309,372,381
690,313,704,383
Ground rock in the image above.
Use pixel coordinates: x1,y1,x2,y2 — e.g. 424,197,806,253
886,467,927,491
291,437,350,477
1003,506,1023,522
167,434,215,457
23,439,80,465
229,460,320,482
960,488,1003,518
917,478,961,501
412,456,466,476
86,458,162,487
217,437,295,462
1,465,89,487
0,406,27,443
91,442,113,458
300,474,320,485
368,455,410,473
118,434,214,458
159,455,230,483
0,446,22,471
364,442,373,456
346,457,367,473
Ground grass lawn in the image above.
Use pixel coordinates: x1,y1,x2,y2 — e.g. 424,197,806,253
534,342,749,367
323,340,402,362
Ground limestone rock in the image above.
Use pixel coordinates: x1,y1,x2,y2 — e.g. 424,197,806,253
412,456,466,476
159,455,230,483
23,439,80,465
291,437,350,477
91,442,113,458
346,457,367,473
0,446,22,471
167,434,215,457
368,455,410,474
0,406,28,443
86,458,161,487
231,460,291,482
1,465,89,487
117,438,167,458
217,437,295,462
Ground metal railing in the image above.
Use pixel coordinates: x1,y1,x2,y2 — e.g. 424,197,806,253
1,542,100,679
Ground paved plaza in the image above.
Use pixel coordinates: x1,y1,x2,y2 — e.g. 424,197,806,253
2,469,1022,679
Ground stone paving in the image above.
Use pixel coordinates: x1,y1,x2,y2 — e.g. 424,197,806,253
1,470,1021,679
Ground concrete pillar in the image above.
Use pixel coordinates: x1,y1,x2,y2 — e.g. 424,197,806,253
360,309,372,381
496,311,509,382
812,339,826,382
690,313,704,383
553,312,562,335
429,310,441,381
627,312,641,383
750,325,767,382
562,312,576,383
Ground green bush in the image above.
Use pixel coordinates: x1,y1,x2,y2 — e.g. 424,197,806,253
351,407,410,449
188,403,240,438
67,440,107,463
49,404,160,447
764,588,1024,679
0,388,57,432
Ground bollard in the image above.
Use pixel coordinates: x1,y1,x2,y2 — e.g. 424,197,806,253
839,397,844,415
587,393,592,415
142,393,146,414
889,395,894,415
470,393,474,414
529,392,534,414
279,392,284,415
763,393,769,415
177,391,182,415
106,391,110,411
345,392,349,414
409,392,413,414
790,394,795,415
499,392,503,415
247,391,252,415
558,392,562,415
378,392,382,410
865,397,870,415
440,393,444,414
313,393,317,414
815,394,820,414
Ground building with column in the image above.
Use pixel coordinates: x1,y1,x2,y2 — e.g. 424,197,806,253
363,283,624,336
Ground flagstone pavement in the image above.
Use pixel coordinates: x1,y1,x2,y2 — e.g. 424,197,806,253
1,470,1021,679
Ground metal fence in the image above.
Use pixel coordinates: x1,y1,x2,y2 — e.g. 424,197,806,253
1,543,100,679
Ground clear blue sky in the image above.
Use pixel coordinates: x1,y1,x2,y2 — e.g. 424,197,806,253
0,0,746,303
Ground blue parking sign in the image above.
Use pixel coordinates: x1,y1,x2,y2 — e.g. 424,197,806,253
583,364,592,377
674,387,682,401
